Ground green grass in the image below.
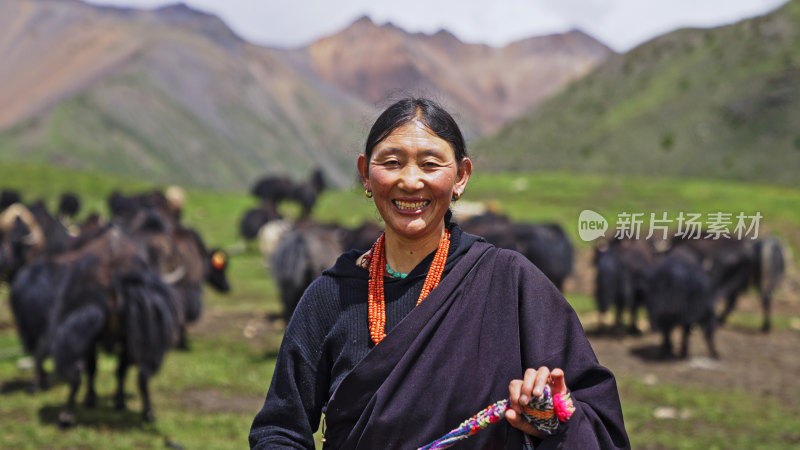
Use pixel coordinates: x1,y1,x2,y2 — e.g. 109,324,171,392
0,161,799,448
620,377,800,450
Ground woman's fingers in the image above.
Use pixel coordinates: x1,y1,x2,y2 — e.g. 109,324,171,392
507,367,567,436
531,367,551,398
519,368,538,406
508,379,523,413
521,367,550,405
504,407,544,438
549,368,567,395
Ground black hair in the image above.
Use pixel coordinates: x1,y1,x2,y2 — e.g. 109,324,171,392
364,98,467,162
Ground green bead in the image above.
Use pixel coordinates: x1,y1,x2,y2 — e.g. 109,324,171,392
385,263,408,279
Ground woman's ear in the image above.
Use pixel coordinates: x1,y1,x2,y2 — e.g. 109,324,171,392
357,154,369,188
454,157,472,193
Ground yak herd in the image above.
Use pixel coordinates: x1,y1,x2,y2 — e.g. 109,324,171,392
1,175,789,430
597,233,785,359
0,187,229,426
240,172,787,365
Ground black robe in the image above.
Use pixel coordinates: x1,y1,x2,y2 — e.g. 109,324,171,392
251,232,629,449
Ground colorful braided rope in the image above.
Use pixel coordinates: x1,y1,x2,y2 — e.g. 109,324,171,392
418,399,509,450
417,386,575,450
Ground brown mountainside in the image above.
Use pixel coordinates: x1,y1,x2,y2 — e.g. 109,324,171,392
0,0,371,188
0,0,145,130
0,0,610,189
298,16,611,134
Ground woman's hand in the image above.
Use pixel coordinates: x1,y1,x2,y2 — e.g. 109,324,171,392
506,367,568,438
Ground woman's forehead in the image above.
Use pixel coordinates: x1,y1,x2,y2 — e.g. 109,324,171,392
377,121,451,150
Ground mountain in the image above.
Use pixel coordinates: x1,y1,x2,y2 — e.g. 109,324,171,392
0,0,372,189
294,16,611,136
0,0,611,190
473,0,800,186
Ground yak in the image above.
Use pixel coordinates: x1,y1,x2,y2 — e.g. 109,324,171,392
671,235,784,332
34,228,180,426
593,238,657,335
239,204,281,242
57,192,81,220
260,219,381,321
460,212,573,290
0,188,21,212
0,202,71,283
265,219,382,322
646,244,718,359
250,169,327,219
164,226,231,349
268,220,351,322
717,236,785,332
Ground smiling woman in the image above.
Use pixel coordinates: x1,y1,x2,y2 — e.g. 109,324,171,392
357,102,472,274
249,98,630,449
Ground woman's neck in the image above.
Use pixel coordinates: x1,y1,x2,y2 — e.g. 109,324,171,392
384,225,446,275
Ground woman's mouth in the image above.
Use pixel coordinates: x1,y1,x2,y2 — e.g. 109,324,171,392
393,200,430,211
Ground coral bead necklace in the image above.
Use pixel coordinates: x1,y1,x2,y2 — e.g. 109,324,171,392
367,228,451,344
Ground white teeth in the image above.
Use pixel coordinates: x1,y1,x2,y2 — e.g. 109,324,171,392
394,200,428,210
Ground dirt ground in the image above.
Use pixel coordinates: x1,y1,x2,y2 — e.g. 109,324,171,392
568,248,800,404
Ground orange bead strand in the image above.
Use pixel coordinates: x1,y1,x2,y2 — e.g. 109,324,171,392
367,229,451,345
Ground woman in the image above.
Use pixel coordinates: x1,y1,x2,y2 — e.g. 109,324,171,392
249,98,629,449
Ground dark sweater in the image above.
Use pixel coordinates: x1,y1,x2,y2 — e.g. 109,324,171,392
250,224,480,449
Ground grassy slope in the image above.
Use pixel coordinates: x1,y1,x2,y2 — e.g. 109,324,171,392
0,162,798,448
473,0,800,186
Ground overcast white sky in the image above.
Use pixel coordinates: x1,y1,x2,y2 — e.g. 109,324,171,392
84,0,789,52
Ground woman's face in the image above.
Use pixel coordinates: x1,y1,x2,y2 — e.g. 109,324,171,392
358,120,471,242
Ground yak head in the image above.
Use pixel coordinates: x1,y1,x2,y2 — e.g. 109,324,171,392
206,249,230,293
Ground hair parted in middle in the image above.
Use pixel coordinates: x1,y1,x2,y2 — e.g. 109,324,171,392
363,97,468,163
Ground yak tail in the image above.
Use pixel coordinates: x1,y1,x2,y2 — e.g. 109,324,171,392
270,231,316,320
270,232,310,289
758,237,785,296
182,284,203,323
117,271,180,376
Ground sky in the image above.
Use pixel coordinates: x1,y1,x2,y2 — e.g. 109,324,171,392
83,0,789,52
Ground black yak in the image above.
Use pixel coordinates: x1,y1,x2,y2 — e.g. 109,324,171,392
250,175,294,208
0,188,21,211
646,245,718,359
286,168,327,218
165,226,231,349
714,236,785,332
239,204,281,242
269,221,343,322
9,257,65,390
593,238,657,334
39,229,181,425
460,212,573,290
250,169,327,219
57,192,81,220
108,189,182,229
8,227,178,394
671,235,784,332
513,222,573,291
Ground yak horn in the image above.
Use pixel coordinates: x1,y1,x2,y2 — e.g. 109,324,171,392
22,228,44,247
161,265,187,284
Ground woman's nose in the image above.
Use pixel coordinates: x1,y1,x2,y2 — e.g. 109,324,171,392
398,164,424,190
